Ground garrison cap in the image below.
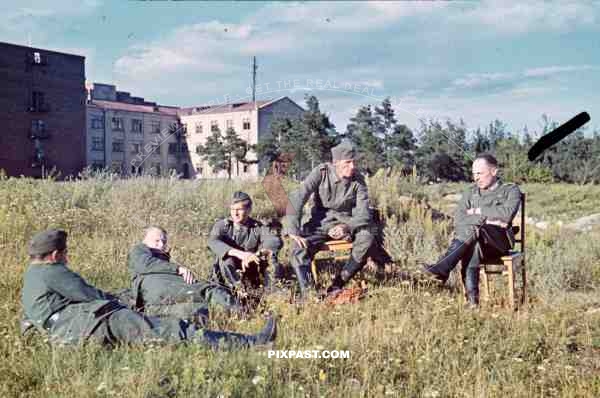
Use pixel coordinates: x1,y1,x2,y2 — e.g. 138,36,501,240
28,229,67,256
331,139,357,161
231,191,252,206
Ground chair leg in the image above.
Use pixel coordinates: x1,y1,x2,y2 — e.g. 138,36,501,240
480,268,490,303
521,258,527,307
311,259,318,289
505,259,516,310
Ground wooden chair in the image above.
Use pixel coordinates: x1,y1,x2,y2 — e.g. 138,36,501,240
479,192,527,310
310,208,384,286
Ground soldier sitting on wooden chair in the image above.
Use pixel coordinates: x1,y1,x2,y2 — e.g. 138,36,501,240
422,153,522,307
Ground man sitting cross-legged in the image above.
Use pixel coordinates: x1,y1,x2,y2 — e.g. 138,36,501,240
422,153,522,307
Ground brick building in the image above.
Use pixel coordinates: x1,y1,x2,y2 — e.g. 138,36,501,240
0,42,86,178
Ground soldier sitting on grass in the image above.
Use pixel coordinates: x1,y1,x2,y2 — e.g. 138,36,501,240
208,191,284,301
21,229,276,348
127,226,242,319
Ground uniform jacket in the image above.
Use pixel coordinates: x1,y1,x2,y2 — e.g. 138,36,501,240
283,163,372,236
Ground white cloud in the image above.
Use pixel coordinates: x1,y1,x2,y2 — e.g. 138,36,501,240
524,65,596,77
452,72,515,88
449,1,599,35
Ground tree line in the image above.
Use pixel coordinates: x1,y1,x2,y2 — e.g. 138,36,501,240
196,95,600,184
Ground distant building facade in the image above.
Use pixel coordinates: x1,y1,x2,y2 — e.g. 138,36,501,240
0,42,86,177
86,83,190,177
179,97,304,179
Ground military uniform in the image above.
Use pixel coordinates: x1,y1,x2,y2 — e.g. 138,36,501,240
425,180,522,303
127,243,238,318
283,156,376,294
208,217,283,290
21,229,276,348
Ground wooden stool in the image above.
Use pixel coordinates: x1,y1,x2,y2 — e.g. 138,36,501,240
310,240,353,285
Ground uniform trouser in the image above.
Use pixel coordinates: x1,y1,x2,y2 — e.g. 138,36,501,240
290,227,375,291
141,279,238,318
90,308,257,349
427,224,512,301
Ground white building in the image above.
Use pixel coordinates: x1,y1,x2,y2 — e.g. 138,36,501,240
86,83,190,177
179,97,304,179
85,83,304,179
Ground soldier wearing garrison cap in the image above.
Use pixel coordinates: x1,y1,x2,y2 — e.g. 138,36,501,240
283,139,380,297
127,226,241,319
423,153,522,307
208,191,283,297
22,229,277,348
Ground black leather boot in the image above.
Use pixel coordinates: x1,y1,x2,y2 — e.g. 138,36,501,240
195,314,277,349
423,239,471,283
293,265,315,296
464,266,480,308
326,259,363,294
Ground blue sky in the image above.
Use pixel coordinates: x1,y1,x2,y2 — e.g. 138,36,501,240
2,1,599,136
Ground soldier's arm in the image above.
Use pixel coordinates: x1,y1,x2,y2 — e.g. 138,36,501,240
127,244,178,276
480,185,522,224
207,220,235,259
46,265,115,302
282,166,322,236
454,189,486,228
347,182,371,232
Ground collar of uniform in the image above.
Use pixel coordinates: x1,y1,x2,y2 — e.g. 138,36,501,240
227,217,255,228
475,179,502,195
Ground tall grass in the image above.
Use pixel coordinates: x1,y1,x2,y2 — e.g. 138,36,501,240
1,172,599,397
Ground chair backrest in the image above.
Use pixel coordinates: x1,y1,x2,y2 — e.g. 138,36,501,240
512,192,526,254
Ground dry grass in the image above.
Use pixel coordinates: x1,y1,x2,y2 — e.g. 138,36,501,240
1,172,599,397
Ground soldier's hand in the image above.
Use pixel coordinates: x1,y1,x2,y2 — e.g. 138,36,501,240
328,224,349,240
240,252,260,271
177,266,197,284
486,220,508,228
288,234,308,249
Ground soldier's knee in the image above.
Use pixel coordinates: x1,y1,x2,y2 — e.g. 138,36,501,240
353,228,375,246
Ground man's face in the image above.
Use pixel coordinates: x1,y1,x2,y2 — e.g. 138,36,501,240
472,159,498,190
143,229,168,251
334,158,357,179
230,201,251,224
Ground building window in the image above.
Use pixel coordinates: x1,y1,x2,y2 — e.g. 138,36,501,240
33,52,42,64
226,119,233,130
131,119,143,133
242,118,251,130
30,91,46,112
168,143,178,154
196,166,203,175
146,143,161,156
243,164,249,173
151,121,161,134
30,120,45,138
195,122,203,134
91,137,104,151
210,120,219,132
131,164,143,175
91,118,104,129
130,143,141,154
180,143,188,153
112,141,124,153
111,117,124,131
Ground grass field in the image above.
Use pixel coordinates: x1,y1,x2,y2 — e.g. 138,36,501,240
1,172,599,397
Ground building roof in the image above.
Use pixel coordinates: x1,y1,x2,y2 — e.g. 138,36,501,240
88,100,179,116
178,96,306,117
0,41,85,59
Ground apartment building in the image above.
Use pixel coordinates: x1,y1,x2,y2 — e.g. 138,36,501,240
179,96,304,179
86,83,191,177
0,42,86,177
